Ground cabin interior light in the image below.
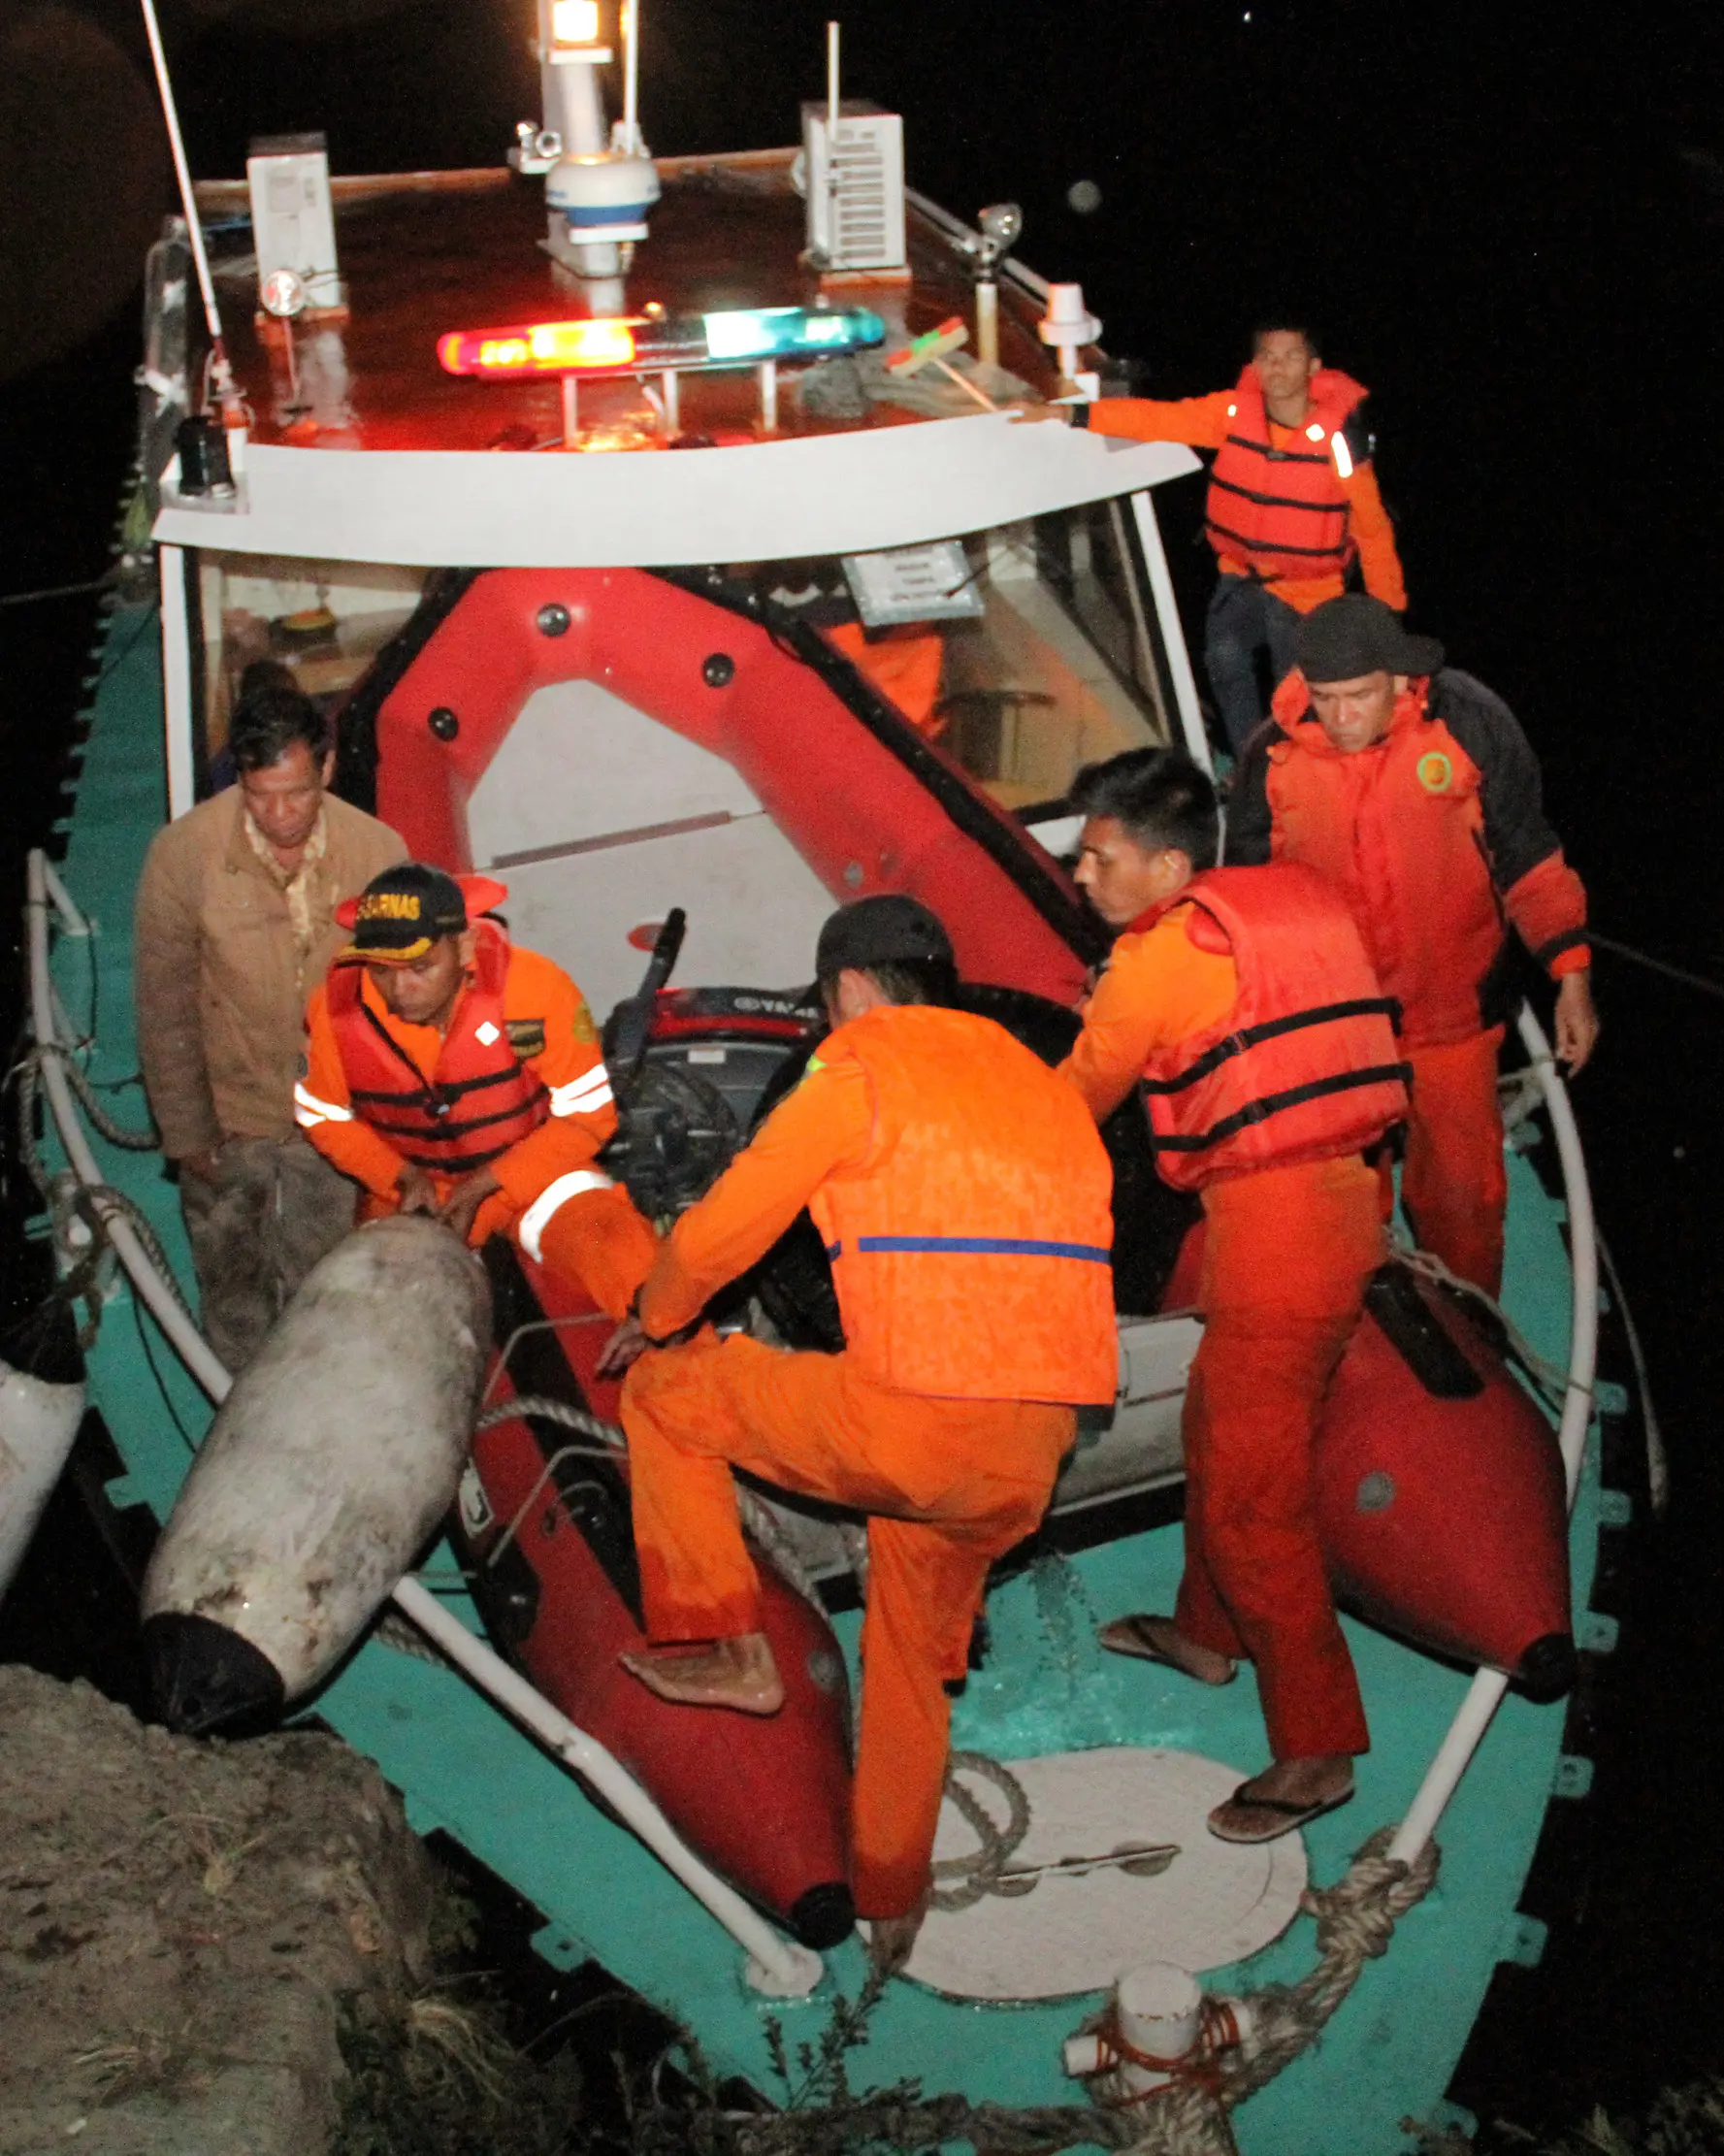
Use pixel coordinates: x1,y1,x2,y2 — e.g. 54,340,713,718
551,0,602,45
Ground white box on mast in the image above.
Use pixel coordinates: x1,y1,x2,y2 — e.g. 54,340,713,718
800,102,906,275
246,132,342,311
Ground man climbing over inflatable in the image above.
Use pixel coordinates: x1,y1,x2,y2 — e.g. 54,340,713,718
294,862,657,1318
597,896,1119,1974
1057,748,1408,1845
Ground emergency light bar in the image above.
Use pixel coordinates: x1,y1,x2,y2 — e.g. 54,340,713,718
437,305,885,381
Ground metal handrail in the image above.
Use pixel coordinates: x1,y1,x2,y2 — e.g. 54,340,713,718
23,849,822,1998
1388,1006,1598,1866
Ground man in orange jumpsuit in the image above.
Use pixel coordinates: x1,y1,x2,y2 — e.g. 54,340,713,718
1064,321,1407,756
599,897,1118,1970
294,862,656,1318
1230,595,1598,1293
1058,748,1408,1843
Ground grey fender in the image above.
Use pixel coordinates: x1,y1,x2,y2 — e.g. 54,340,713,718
142,1216,491,1710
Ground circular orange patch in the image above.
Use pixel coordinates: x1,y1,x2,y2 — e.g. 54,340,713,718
1416,751,1454,794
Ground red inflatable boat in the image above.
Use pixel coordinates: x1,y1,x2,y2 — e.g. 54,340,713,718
454,1240,857,1952
1160,1225,1574,1698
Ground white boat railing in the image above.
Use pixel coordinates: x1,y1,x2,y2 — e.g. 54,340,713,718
1388,1005,1598,1866
23,848,823,2000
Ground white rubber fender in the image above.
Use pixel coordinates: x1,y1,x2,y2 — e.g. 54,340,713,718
0,1356,86,1603
142,1216,491,1702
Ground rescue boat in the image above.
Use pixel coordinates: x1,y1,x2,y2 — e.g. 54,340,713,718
14,4,1640,2147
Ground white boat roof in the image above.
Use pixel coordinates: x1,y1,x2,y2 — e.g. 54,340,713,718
154,155,1197,567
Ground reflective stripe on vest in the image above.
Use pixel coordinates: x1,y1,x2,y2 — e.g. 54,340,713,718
326,924,550,1172
829,1233,1112,1262
1136,866,1410,1191
1204,365,1366,583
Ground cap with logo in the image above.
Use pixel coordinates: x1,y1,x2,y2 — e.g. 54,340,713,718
334,864,508,965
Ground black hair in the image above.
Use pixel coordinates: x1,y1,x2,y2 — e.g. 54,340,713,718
818,956,960,1008
229,681,327,773
1250,317,1322,361
1069,747,1220,872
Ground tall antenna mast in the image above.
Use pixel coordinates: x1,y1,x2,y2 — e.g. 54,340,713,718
138,0,240,415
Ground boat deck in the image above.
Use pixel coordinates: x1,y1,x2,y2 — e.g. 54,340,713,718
196,157,1067,455
41,594,1613,2154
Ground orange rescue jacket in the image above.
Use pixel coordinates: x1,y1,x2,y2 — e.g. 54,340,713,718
1205,365,1369,586
324,921,549,1172
1250,672,1590,1048
1137,866,1410,1191
811,1006,1118,1404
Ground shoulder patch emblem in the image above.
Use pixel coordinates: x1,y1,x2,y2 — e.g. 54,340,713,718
505,1018,547,1058
1415,751,1454,795
569,1002,601,1048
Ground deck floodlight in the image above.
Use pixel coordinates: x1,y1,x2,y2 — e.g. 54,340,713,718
551,0,602,45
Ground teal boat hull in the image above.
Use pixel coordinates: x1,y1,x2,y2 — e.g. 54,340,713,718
38,597,1615,2153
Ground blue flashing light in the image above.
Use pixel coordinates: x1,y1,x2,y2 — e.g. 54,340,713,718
700,306,886,362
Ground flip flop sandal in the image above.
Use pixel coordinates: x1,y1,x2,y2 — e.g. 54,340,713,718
1206,1783,1354,1845
1097,1613,1238,1685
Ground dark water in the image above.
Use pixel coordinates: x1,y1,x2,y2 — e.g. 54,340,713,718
3,0,1722,2139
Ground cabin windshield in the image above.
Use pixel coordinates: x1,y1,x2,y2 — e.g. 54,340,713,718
192,552,430,780
748,495,1180,812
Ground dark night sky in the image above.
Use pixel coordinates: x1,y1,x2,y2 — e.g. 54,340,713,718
1,0,1721,2136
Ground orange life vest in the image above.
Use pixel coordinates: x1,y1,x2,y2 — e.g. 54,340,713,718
1262,676,1503,1048
809,1005,1118,1405
326,923,549,1172
1138,865,1409,1191
1205,365,1368,585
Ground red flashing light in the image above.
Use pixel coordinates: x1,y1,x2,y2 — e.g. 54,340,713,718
438,317,638,378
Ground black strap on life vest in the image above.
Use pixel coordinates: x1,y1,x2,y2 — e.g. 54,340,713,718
1219,430,1332,469
1148,1062,1413,1153
346,1000,546,1154
1140,997,1403,1095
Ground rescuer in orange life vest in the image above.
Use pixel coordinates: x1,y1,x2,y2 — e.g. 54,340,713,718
1229,596,1599,1296
596,896,1119,1973
294,862,657,1318
1058,747,1409,1844
1064,320,1407,758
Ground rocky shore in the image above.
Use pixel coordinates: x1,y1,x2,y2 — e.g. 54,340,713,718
0,1665,438,2155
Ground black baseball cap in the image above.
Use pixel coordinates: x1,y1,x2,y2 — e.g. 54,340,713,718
815,895,955,980
337,863,469,965
1295,596,1445,684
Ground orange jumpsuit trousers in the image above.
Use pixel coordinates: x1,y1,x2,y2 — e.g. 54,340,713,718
622,1328,1074,1918
1173,1155,1382,1762
357,1179,657,1322
1395,1025,1508,1296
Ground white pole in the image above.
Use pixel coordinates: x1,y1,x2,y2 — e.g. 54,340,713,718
1128,491,1212,777
137,0,235,408
157,543,196,821
1387,1006,1598,1866
389,1577,821,1996
827,18,840,132
622,0,640,153
25,849,824,1998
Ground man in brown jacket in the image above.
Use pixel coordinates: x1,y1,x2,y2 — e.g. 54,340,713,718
134,678,406,1368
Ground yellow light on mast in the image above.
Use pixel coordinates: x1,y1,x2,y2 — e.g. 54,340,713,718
551,0,601,44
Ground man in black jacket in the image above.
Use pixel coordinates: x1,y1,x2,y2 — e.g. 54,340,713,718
1226,596,1597,1291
